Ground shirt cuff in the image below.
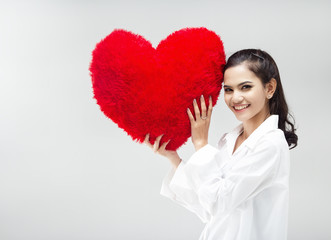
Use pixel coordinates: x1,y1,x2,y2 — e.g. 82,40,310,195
187,144,220,165
160,166,177,200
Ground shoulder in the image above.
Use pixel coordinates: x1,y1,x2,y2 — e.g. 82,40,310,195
260,129,288,149
253,129,289,158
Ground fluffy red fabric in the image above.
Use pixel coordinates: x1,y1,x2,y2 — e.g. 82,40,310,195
89,27,226,150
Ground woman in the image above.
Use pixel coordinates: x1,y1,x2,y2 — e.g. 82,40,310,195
144,49,298,240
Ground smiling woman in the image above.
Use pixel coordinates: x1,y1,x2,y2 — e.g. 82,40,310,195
223,64,278,151
223,49,298,150
145,49,298,240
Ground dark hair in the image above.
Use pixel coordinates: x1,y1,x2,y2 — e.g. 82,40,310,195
223,49,298,149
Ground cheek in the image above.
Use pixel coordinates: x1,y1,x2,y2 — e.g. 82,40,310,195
224,94,231,107
249,88,266,104
252,92,267,109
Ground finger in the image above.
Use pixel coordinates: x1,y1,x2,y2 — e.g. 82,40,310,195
144,133,149,143
144,133,152,148
153,134,164,152
160,139,171,151
193,98,200,120
208,96,213,117
187,108,195,122
200,95,207,117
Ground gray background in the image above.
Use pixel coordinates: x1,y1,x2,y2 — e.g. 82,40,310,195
1,0,330,239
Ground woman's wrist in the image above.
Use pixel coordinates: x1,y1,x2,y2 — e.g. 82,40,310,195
168,155,182,168
194,142,208,152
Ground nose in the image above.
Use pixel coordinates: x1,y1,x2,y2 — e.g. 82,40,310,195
232,91,244,103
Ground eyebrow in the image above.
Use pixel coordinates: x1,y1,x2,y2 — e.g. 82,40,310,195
224,81,253,88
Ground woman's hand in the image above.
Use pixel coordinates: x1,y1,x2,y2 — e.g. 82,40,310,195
144,133,181,168
187,95,213,151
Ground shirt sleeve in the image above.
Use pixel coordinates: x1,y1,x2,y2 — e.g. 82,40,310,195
160,140,281,222
160,144,225,222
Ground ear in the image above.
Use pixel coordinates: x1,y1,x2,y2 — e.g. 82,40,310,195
265,78,277,99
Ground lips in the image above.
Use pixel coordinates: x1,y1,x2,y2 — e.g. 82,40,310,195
233,104,250,111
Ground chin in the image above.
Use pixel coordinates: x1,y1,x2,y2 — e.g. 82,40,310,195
232,111,254,123
234,115,247,122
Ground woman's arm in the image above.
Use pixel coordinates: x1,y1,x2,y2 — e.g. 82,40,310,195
144,95,215,222
168,154,182,169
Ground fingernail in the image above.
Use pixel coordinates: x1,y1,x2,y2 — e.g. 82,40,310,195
201,95,203,99
194,99,196,103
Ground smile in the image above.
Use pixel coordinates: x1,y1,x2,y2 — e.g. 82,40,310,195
233,104,250,111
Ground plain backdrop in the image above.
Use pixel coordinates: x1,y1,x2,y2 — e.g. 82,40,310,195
1,0,330,239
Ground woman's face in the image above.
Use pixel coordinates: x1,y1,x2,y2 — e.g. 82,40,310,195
223,63,269,123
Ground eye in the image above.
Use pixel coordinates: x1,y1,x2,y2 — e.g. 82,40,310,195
224,88,233,92
242,85,252,90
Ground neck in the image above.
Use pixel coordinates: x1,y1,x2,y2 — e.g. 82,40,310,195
241,109,271,140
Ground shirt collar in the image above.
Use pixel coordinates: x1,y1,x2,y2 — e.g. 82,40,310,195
224,114,279,150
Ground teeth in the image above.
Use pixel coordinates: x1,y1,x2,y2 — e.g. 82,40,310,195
234,105,249,110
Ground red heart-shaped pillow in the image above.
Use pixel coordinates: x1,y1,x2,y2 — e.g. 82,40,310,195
89,27,225,150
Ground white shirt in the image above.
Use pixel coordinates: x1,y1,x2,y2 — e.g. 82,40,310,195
160,115,290,240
